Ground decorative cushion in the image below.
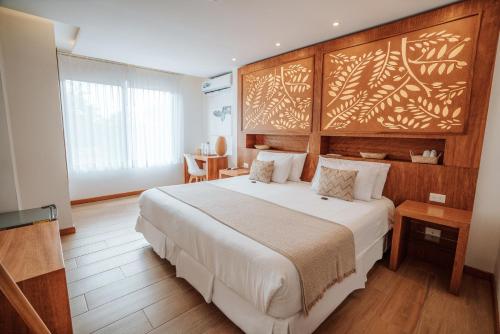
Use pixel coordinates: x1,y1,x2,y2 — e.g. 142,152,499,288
256,151,294,183
312,157,379,201
249,160,275,183
317,166,358,201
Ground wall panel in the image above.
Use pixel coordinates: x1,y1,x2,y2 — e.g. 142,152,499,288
238,0,499,211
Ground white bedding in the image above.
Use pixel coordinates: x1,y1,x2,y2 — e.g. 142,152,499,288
137,176,394,319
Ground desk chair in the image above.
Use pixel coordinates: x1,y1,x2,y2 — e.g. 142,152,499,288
184,154,206,182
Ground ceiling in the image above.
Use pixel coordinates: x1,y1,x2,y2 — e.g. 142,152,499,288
0,0,458,78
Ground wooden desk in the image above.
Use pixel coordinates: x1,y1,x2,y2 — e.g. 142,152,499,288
219,168,250,179
389,200,472,294
184,155,228,183
0,222,72,333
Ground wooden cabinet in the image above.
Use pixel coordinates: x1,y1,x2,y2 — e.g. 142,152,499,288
389,200,471,294
0,222,72,333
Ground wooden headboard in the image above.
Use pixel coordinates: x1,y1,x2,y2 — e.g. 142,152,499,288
237,0,500,210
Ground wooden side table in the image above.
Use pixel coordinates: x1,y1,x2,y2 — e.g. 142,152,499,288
389,200,472,294
219,168,250,179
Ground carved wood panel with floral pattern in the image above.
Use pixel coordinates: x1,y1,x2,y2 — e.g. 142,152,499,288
322,16,477,133
242,57,314,132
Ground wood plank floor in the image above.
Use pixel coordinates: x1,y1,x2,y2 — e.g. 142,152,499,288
64,196,496,334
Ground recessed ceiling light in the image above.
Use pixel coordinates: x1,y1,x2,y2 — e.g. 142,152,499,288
275,42,281,47
231,58,236,62
332,21,340,27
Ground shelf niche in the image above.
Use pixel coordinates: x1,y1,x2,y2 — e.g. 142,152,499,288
321,136,446,164
245,134,309,152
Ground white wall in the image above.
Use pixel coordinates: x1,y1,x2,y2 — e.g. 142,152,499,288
203,69,238,167
0,8,73,228
466,40,500,274
0,53,18,212
182,75,208,154
68,75,207,200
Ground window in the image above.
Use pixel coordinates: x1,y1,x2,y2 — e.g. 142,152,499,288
58,54,182,173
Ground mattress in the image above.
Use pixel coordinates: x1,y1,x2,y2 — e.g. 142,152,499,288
137,176,394,319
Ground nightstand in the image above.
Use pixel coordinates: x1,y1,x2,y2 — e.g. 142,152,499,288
219,168,250,179
389,200,472,294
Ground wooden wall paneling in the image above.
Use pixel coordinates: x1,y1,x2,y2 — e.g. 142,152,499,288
237,0,500,211
445,0,500,168
381,162,478,210
308,47,325,157
321,15,478,134
240,54,316,134
239,47,317,133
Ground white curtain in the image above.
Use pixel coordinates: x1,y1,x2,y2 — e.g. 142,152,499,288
58,54,183,174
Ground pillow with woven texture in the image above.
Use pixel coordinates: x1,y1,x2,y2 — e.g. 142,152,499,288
317,166,358,201
249,159,274,183
312,156,378,201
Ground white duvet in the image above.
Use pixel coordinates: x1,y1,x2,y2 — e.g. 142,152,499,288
137,176,394,318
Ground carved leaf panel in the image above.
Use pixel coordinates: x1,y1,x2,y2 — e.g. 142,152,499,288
322,16,477,133
242,57,314,132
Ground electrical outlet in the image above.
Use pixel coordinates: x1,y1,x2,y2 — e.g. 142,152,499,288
429,193,446,203
424,227,441,243
243,162,249,168
424,227,441,238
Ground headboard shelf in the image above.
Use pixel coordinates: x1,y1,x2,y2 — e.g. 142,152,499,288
318,131,448,140
320,136,445,164
320,155,444,167
246,133,309,152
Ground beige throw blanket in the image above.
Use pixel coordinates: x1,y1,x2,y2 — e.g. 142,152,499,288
158,182,355,315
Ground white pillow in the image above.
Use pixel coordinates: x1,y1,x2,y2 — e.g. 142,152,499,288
331,159,391,199
311,157,379,201
257,151,307,182
370,163,390,199
289,153,307,181
257,151,293,184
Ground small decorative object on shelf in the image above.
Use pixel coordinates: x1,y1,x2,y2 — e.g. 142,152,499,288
410,150,441,164
215,136,227,156
254,144,270,150
325,153,342,158
360,152,387,159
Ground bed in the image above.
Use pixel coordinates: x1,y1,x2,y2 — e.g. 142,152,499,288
136,174,394,334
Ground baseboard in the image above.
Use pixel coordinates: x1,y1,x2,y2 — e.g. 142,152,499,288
464,265,498,333
71,190,144,205
464,265,494,280
59,226,76,236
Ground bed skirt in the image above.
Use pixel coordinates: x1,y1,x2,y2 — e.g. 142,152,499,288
136,215,386,334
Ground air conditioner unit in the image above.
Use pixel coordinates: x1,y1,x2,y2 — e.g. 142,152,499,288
201,73,232,94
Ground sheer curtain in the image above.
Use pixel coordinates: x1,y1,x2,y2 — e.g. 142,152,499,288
58,54,183,174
